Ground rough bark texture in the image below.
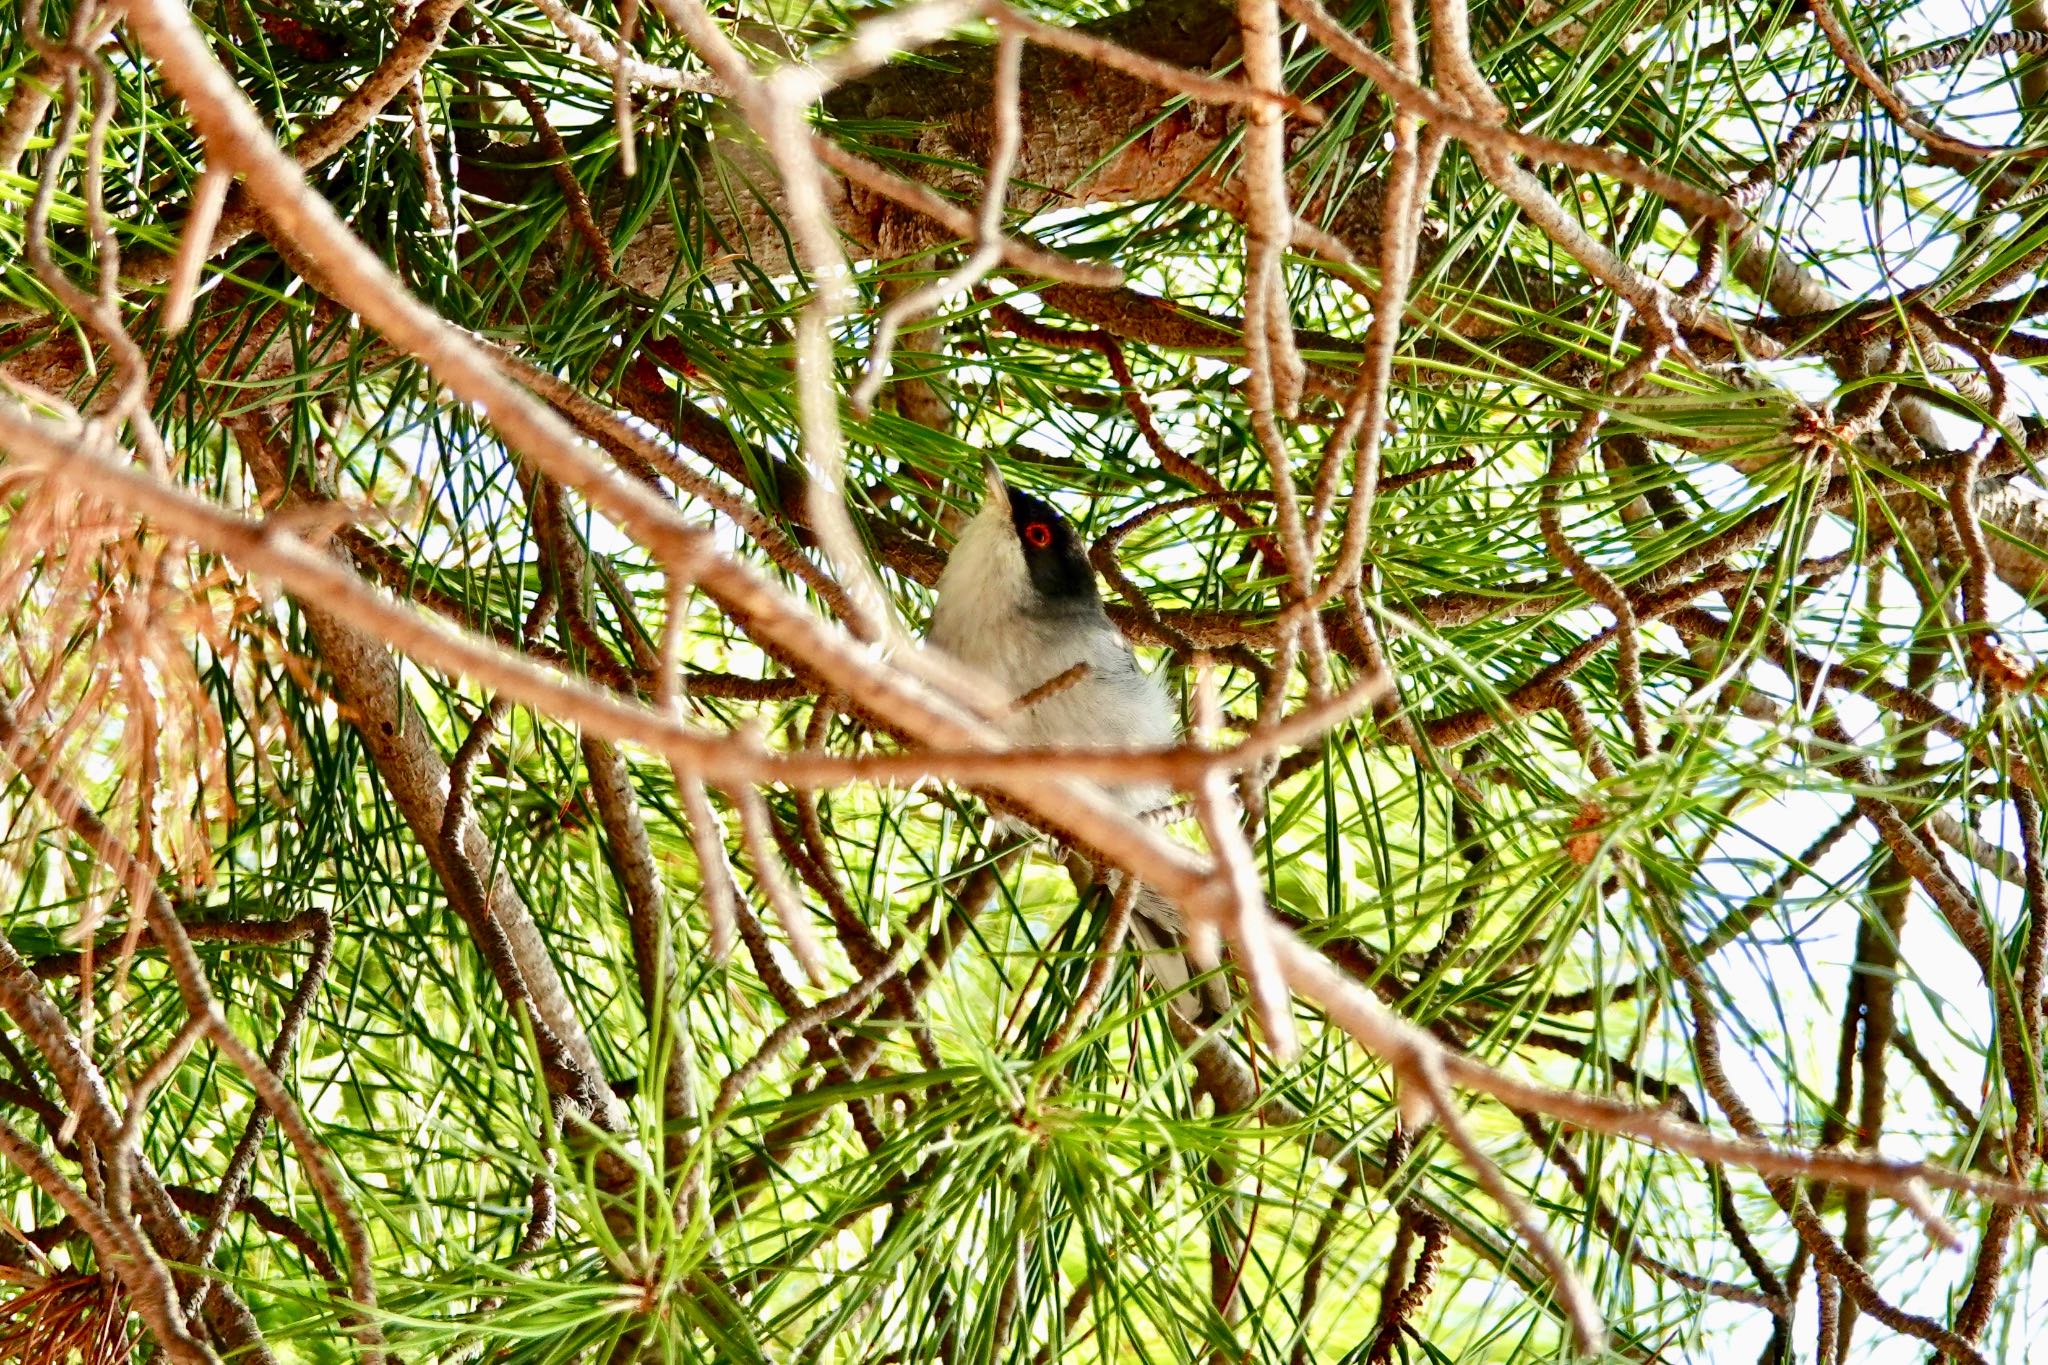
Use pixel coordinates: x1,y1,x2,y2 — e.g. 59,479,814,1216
610,0,1247,288
232,417,623,1122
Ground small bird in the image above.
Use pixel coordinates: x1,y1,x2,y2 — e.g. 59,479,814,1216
929,455,1228,1021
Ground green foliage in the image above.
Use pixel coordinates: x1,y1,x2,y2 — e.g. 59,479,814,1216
2,0,2046,1360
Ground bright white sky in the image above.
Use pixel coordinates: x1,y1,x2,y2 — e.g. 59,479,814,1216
1650,3,2045,1357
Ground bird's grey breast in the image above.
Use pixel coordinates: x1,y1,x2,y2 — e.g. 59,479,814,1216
934,602,1174,749
1009,613,1176,753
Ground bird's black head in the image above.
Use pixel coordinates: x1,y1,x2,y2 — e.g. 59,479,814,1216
1005,486,1099,609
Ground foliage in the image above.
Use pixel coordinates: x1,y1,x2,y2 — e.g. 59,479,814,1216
0,0,2045,1361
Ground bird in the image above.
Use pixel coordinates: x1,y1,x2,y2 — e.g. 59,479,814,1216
928,455,1230,1022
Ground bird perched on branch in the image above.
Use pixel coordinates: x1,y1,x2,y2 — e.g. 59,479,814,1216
929,455,1230,1022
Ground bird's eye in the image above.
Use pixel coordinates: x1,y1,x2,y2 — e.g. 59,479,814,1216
1024,522,1054,549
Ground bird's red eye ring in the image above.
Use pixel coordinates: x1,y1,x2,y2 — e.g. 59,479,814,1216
1024,522,1054,549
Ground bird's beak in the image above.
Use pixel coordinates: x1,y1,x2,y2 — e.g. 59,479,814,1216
979,453,1008,504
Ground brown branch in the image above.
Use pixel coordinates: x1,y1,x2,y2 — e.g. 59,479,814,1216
504,78,622,286
0,702,386,1362
437,679,615,1124
1513,1109,1784,1310
1806,0,2048,163
584,733,698,1165
0,0,472,330
27,909,328,979
0,1116,213,1364
1282,0,1742,226
529,466,700,1163
185,911,334,1317
1286,1164,1360,1365
1364,1206,1447,1365
162,1184,343,1288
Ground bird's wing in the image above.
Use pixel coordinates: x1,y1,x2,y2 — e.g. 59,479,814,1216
1124,878,1233,1024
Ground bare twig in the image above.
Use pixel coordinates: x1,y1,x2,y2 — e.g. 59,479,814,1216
1806,0,2048,163
732,783,832,988
0,701,386,1363
185,911,333,1316
0,1116,214,1364
851,30,1024,415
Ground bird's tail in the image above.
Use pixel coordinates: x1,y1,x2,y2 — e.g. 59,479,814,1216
1121,878,1233,1025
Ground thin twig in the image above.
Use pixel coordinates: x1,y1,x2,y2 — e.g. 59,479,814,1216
850,29,1024,415
1806,0,2048,163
